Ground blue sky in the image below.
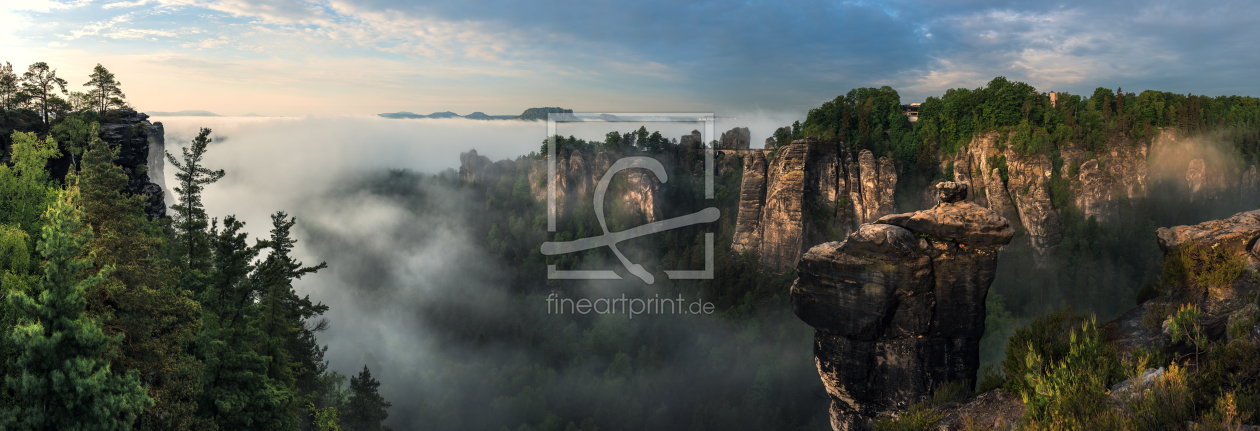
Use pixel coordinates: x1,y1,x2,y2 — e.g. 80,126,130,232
2,0,1257,116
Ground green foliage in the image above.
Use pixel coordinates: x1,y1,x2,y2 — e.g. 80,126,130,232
343,366,392,431
79,137,206,430
1161,241,1247,296
254,211,330,425
1189,339,1260,421
0,131,60,244
195,215,297,431
873,402,943,431
85,63,127,114
19,61,69,131
0,185,154,430
166,127,225,284
976,365,1006,393
1168,303,1206,352
309,402,341,431
1017,317,1117,425
1113,361,1195,430
50,115,99,171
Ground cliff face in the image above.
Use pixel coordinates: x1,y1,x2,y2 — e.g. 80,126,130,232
459,146,699,225
791,183,1013,431
732,139,899,271
95,110,167,219
952,129,1259,258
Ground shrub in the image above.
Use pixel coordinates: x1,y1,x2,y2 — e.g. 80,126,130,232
1168,303,1206,354
933,381,971,406
1161,242,1247,295
1018,317,1118,425
873,402,942,431
1002,310,1090,395
1115,361,1195,430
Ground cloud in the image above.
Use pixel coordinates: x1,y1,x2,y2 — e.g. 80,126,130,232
8,0,1260,115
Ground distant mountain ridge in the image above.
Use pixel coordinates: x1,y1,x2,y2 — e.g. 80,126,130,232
377,107,571,121
148,110,222,117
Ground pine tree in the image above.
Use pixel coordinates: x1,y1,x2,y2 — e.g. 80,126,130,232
0,185,154,430
0,62,18,111
166,127,225,288
195,215,296,430
19,62,69,132
85,64,127,114
342,366,392,431
254,212,329,426
79,137,206,431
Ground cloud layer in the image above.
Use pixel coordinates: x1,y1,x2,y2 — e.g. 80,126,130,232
3,0,1258,116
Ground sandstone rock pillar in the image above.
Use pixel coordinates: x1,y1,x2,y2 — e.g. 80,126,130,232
791,182,1014,430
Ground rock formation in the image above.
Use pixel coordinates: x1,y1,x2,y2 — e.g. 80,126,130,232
1155,209,1260,315
791,182,1013,430
98,110,166,219
732,139,899,271
679,130,703,148
944,128,1257,259
718,127,750,150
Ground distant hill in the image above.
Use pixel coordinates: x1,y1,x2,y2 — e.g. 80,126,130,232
148,110,221,117
464,111,518,120
516,107,573,121
377,107,570,121
241,113,263,117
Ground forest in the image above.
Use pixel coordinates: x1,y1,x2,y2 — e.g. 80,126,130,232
1,58,1259,430
1,61,392,430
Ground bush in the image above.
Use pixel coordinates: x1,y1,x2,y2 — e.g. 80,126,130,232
1168,303,1206,353
1161,242,1247,296
1115,362,1195,430
1002,310,1091,395
1018,317,1118,425
873,402,942,431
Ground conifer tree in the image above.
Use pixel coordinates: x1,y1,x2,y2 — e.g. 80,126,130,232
79,137,205,431
85,64,126,114
19,62,68,132
342,366,392,431
0,62,18,111
254,211,329,424
0,185,154,430
166,127,225,288
195,215,296,430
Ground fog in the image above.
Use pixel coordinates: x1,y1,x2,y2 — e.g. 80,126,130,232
155,114,823,430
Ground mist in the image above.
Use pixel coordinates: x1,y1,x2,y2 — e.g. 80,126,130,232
157,114,825,430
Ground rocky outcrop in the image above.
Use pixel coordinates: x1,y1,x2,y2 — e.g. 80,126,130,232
459,149,493,184
732,151,768,254
1157,209,1260,320
680,130,703,148
1111,209,1260,353
792,183,1013,430
733,140,900,271
718,127,750,150
98,110,166,219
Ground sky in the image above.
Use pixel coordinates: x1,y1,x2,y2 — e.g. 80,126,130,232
2,0,1258,117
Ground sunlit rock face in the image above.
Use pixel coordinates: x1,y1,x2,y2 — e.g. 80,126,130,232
732,139,899,272
1156,209,1260,316
100,110,166,219
791,182,1013,431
